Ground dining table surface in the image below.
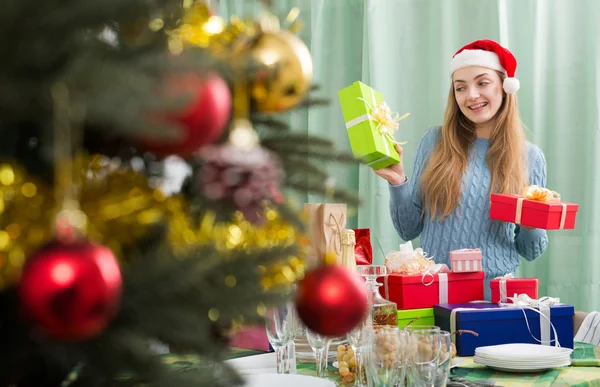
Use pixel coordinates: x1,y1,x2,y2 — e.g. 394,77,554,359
151,342,600,386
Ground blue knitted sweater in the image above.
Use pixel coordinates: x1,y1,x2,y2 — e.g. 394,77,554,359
389,127,548,300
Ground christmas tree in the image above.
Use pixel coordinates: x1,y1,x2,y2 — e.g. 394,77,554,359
0,0,359,385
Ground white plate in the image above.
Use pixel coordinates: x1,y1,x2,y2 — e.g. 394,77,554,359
243,373,336,387
474,352,570,362
474,356,571,367
475,344,572,359
482,361,572,373
474,356,570,367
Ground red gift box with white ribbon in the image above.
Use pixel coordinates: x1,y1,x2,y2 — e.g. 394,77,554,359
378,271,485,310
490,274,539,304
489,186,578,230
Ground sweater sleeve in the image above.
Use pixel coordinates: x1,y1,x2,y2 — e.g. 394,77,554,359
388,128,437,241
514,146,549,261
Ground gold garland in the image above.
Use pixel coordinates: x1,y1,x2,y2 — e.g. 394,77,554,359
169,208,306,290
0,155,305,290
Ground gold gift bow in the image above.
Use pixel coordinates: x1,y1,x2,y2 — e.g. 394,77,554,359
515,185,567,229
522,185,561,202
356,97,410,146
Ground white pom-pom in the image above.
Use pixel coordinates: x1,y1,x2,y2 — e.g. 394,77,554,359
503,77,520,94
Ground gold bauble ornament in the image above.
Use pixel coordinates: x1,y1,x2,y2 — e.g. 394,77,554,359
246,29,313,113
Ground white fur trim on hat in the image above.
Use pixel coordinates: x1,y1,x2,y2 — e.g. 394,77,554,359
503,77,520,94
450,49,505,76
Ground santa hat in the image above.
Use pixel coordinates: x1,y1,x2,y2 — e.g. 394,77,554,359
450,39,520,94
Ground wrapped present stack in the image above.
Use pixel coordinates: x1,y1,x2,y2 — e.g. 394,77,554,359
374,242,485,332
371,239,574,357
378,242,485,311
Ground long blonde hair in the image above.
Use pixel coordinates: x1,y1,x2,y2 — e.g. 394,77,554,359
420,71,528,221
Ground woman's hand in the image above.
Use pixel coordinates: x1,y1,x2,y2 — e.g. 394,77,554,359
373,144,406,185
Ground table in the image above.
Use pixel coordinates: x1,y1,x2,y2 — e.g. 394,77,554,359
159,342,600,386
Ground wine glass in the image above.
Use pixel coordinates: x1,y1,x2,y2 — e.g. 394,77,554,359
364,325,407,387
435,331,453,387
265,302,295,374
347,324,367,386
402,325,441,385
408,329,442,387
305,328,332,378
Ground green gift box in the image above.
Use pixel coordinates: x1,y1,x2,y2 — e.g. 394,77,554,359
397,308,435,329
337,81,406,170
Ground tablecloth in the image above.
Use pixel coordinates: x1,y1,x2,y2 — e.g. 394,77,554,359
148,342,600,386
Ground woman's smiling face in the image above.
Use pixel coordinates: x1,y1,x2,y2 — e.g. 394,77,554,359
452,66,504,127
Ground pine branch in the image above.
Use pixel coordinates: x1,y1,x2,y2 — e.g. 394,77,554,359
295,97,330,109
80,330,166,382
261,133,334,148
118,242,297,338
272,202,307,232
287,180,361,206
279,158,329,182
66,240,298,385
266,144,357,163
251,116,291,132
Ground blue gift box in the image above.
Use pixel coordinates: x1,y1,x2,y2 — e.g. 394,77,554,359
434,303,574,357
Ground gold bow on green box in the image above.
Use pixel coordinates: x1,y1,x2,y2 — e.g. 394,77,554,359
337,81,409,170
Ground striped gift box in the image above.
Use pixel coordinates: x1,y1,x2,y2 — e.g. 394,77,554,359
450,248,482,273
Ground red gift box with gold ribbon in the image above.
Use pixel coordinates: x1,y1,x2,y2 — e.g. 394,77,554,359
490,186,579,230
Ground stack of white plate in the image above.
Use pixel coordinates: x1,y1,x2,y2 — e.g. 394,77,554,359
474,343,572,373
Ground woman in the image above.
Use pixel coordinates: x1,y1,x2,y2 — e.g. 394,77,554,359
374,40,548,300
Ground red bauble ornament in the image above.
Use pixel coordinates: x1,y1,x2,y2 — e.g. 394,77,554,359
295,265,368,337
142,73,232,157
18,240,122,341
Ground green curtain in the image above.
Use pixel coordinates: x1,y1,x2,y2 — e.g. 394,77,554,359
217,0,600,312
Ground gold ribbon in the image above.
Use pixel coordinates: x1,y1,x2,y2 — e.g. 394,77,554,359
356,97,409,147
522,185,561,202
515,185,567,229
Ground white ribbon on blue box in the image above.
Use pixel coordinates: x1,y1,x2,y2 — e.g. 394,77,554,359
448,295,564,348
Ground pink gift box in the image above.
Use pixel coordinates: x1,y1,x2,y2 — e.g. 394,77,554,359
230,326,271,351
450,248,482,273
